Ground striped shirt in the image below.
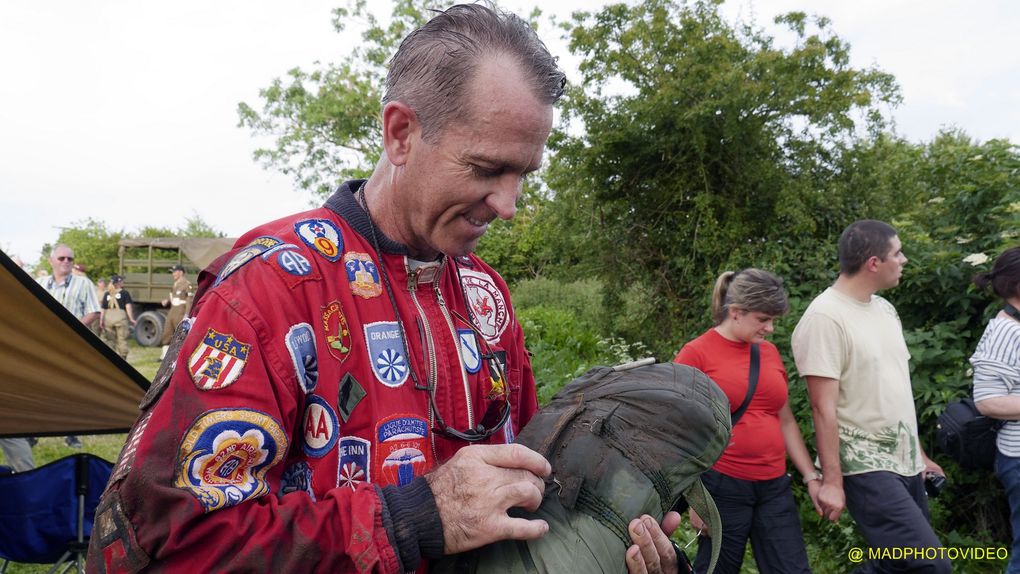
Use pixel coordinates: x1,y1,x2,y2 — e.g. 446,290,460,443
971,316,1020,456
38,274,100,319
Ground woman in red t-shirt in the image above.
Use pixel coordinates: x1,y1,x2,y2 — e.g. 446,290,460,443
674,269,820,574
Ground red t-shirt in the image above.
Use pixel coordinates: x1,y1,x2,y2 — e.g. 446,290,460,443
673,328,788,480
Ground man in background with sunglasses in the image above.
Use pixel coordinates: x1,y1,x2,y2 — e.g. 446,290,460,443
87,4,681,574
38,243,99,450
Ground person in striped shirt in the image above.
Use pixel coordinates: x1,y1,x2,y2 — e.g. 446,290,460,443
971,246,1020,574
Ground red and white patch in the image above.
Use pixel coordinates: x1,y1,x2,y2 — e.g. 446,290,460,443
459,269,509,342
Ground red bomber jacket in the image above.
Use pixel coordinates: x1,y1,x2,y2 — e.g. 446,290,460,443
86,180,539,573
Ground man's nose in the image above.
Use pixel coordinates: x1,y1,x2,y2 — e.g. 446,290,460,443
486,177,520,220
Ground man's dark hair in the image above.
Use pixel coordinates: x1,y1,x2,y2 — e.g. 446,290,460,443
382,2,566,142
838,219,898,276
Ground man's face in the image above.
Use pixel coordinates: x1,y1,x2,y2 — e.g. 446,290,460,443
50,246,74,277
875,235,908,288
393,56,554,259
172,269,183,281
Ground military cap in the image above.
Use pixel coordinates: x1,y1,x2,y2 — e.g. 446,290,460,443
168,264,185,272
434,361,731,574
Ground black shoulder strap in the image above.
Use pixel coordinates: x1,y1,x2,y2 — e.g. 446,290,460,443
731,343,760,426
1005,303,1020,322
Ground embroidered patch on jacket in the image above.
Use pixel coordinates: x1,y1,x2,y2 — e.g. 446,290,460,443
214,236,284,287
188,328,252,390
459,269,510,342
321,300,353,363
274,248,313,277
302,395,339,458
285,323,318,394
343,251,382,298
338,436,371,490
94,491,151,572
295,219,343,262
141,317,194,410
375,415,432,487
174,409,287,513
338,372,366,423
364,321,409,388
457,328,482,374
279,461,316,501
110,410,153,485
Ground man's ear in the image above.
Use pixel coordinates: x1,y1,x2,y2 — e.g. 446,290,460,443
864,256,880,273
382,101,418,167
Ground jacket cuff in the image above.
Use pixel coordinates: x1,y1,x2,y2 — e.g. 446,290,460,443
378,477,445,569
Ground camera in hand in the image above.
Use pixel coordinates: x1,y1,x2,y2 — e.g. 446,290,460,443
925,473,947,498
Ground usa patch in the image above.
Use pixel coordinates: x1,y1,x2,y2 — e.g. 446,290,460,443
338,372,366,423
375,415,431,487
364,322,409,387
188,328,252,390
279,462,316,501
343,251,382,299
302,395,339,458
321,300,352,363
174,409,287,512
285,323,318,393
337,436,371,490
458,328,482,374
295,219,343,262
460,269,510,342
214,236,284,287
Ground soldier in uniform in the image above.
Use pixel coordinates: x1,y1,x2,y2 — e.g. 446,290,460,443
159,264,193,359
100,275,136,359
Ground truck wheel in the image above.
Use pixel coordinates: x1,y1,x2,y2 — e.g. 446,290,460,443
135,311,166,347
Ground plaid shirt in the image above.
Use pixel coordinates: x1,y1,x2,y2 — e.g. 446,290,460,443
39,274,100,319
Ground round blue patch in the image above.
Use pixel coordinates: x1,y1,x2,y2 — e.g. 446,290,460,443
302,395,339,458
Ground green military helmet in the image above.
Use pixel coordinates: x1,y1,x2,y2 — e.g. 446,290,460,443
433,361,731,573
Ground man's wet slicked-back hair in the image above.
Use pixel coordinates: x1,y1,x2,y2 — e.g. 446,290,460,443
838,219,898,276
382,2,566,142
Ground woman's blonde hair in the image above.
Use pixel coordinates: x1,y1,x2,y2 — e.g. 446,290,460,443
710,268,789,325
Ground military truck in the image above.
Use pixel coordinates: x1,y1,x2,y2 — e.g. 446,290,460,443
118,237,235,346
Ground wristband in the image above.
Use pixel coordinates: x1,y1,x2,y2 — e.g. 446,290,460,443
802,470,823,484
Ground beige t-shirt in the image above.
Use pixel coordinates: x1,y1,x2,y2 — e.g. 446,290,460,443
792,287,924,476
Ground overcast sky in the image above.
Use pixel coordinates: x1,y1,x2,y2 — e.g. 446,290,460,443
2,0,1017,266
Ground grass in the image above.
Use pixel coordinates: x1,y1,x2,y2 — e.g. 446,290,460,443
0,339,160,573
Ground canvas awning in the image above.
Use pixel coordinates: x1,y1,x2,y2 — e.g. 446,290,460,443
0,249,149,438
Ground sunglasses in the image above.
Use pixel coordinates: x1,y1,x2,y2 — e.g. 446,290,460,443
55,256,74,262
415,309,511,443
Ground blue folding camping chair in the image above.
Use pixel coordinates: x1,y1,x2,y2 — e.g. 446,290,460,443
0,453,113,574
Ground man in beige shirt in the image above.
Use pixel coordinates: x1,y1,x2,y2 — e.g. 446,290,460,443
792,220,948,573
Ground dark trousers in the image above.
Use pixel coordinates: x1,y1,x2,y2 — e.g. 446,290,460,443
693,469,811,574
843,471,950,574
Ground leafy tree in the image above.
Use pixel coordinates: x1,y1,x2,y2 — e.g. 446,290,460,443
542,0,901,354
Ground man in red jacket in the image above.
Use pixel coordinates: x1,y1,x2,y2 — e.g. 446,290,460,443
87,4,682,573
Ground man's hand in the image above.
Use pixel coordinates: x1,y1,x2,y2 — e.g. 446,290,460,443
625,512,681,574
806,479,823,516
922,454,945,479
817,482,846,522
425,443,550,554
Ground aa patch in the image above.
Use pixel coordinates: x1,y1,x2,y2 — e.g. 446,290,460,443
285,323,318,394
338,436,371,490
302,395,339,458
141,317,193,410
275,249,313,277
174,409,287,513
364,322,409,388
188,328,252,390
458,328,482,374
375,415,431,487
343,251,382,299
295,219,343,262
338,372,366,423
214,236,284,287
460,269,510,342
279,461,316,501
321,300,353,363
